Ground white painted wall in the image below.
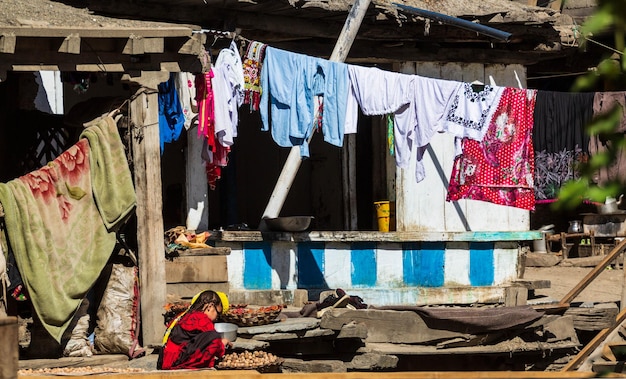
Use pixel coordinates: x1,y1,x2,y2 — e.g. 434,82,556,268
395,62,530,232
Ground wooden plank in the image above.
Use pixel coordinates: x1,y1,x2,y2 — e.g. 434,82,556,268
504,286,528,306
564,304,619,331
561,306,626,371
178,247,231,256
165,255,228,283
11,65,59,71
75,63,125,72
362,340,580,356
560,238,626,305
216,230,542,242
130,87,166,347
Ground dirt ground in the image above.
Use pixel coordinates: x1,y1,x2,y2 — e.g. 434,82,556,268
523,265,625,304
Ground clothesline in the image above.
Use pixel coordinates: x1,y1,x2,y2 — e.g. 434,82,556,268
159,38,626,211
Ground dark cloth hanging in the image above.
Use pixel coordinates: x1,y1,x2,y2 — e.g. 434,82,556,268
532,90,595,153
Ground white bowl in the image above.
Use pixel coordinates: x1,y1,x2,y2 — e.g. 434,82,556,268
214,322,238,342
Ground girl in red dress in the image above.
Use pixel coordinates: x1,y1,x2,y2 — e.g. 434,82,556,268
159,290,231,370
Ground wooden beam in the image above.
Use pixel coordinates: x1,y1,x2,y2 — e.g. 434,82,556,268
4,38,199,72
0,32,16,54
0,26,192,38
214,230,542,243
58,33,81,54
130,86,166,347
12,65,59,71
559,238,626,305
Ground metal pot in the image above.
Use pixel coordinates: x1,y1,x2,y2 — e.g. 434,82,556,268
214,322,238,342
598,194,624,214
598,202,619,214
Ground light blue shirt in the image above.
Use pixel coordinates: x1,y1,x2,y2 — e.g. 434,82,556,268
260,47,349,157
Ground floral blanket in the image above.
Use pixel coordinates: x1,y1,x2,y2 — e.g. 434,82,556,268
0,116,136,342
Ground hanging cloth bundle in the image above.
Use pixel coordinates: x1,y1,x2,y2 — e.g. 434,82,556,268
242,41,268,112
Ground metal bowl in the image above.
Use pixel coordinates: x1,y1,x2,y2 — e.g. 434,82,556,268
214,322,238,342
263,216,314,232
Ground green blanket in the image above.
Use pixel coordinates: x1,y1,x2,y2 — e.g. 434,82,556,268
0,116,136,342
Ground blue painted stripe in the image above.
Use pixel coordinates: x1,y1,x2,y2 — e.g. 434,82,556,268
243,242,272,290
297,242,326,288
402,242,445,287
469,242,495,286
350,242,377,287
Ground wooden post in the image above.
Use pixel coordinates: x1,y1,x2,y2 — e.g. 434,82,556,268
260,0,372,223
129,78,167,347
619,237,626,312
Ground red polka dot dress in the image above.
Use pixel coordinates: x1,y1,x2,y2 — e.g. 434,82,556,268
447,87,538,210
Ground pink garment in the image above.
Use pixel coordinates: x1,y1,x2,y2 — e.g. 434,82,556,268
196,71,215,143
195,70,230,190
447,87,537,210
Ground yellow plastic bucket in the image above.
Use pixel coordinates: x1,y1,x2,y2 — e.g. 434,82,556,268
374,201,391,232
